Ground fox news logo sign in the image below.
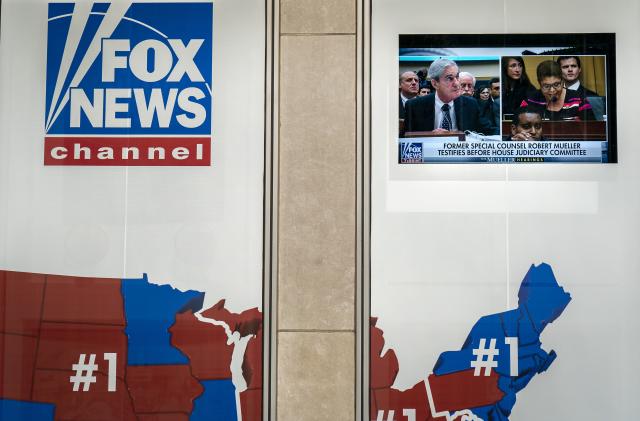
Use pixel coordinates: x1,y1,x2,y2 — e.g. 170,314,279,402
44,2,212,166
399,142,423,163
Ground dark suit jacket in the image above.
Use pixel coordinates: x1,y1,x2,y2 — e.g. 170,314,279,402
479,98,500,135
404,94,492,134
399,96,406,119
571,84,598,98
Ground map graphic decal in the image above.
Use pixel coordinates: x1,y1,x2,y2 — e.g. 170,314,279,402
0,270,262,421
371,263,571,421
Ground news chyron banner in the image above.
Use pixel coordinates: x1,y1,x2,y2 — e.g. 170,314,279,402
1,1,265,420
399,138,605,163
44,2,212,166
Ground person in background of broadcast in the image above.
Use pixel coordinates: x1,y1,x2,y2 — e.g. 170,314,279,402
557,56,598,98
478,77,501,135
459,72,476,97
404,58,492,134
477,87,490,101
490,77,500,101
418,82,432,96
502,57,535,117
399,71,420,119
519,60,595,121
507,107,544,141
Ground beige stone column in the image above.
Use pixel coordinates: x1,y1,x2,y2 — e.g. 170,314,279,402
275,0,358,420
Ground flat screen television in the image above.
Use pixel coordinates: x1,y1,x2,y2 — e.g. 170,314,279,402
398,33,616,164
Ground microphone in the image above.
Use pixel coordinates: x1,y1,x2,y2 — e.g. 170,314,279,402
551,95,558,102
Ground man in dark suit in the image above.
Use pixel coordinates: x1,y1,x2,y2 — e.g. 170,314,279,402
404,58,492,135
479,77,501,135
557,56,598,97
399,71,419,119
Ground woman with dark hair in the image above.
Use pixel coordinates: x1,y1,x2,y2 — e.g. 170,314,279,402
502,57,535,116
519,60,595,121
476,86,490,101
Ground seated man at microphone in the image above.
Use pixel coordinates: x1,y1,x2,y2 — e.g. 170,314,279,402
518,60,595,121
403,58,492,135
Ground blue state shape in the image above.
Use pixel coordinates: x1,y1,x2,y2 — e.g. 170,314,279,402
468,403,509,421
190,379,237,421
432,263,571,420
0,399,55,420
122,274,204,365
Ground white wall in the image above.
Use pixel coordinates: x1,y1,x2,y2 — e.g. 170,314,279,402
0,0,265,313
372,0,640,419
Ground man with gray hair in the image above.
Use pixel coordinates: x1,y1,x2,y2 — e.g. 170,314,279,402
459,71,476,97
404,58,491,134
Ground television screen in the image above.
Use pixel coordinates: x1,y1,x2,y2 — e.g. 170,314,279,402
398,33,616,163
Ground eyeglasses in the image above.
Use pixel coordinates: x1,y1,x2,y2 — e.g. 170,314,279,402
541,81,563,91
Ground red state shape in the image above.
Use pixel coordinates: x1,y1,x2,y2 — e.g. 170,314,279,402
373,381,432,421
138,415,189,421
0,333,38,400
42,274,125,325
0,270,46,336
32,369,136,421
126,365,203,414
240,388,262,421
171,310,233,379
370,317,399,389
242,329,262,390
428,369,503,413
201,300,262,337
370,390,378,421
36,322,127,376
369,389,389,421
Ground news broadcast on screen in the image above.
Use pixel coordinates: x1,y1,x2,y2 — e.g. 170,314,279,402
398,33,616,164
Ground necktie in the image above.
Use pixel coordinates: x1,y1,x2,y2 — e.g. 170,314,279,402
441,104,452,130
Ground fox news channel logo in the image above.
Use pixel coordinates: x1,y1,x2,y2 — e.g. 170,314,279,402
399,142,423,163
44,2,213,166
